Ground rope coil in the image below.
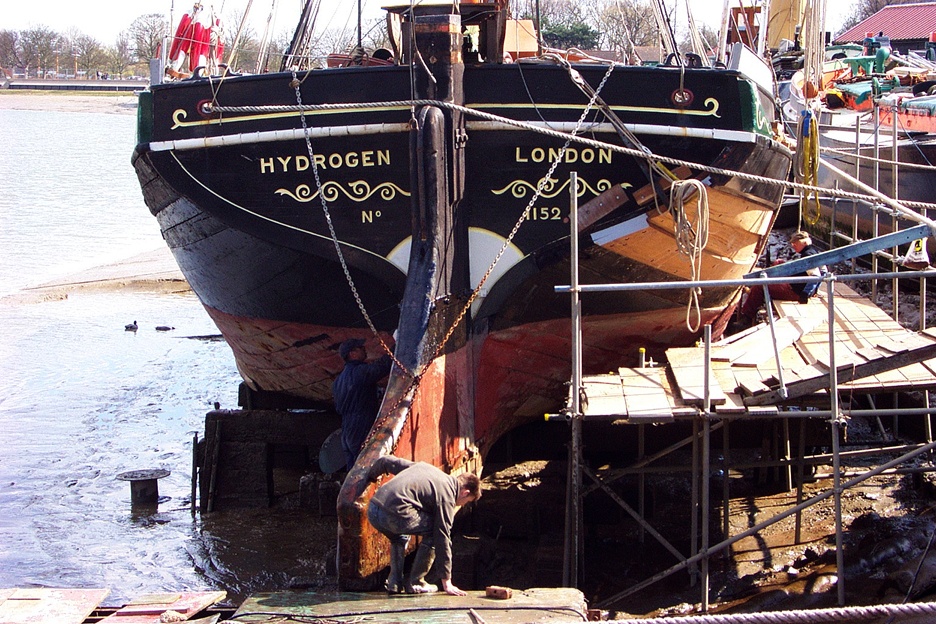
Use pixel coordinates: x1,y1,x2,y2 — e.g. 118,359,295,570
670,179,709,332
794,109,821,227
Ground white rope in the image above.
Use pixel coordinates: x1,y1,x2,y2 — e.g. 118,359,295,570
819,145,936,173
670,179,709,332
612,600,936,624
207,97,924,217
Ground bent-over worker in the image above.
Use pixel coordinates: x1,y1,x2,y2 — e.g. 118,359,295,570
367,455,482,595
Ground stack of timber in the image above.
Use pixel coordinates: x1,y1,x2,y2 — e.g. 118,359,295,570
580,282,936,420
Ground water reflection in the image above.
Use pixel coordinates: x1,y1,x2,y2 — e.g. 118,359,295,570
0,108,337,606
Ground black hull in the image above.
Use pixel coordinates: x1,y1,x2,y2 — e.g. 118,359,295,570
133,56,792,424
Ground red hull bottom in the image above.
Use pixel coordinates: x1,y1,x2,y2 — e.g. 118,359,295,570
199,298,739,587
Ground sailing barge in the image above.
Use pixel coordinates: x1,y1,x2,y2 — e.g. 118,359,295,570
132,0,792,587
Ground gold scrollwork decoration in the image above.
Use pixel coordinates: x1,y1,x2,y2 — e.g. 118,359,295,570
275,180,411,203
492,177,614,199
702,98,720,118
171,109,191,130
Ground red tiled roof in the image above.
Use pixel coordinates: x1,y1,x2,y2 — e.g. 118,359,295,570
836,2,936,42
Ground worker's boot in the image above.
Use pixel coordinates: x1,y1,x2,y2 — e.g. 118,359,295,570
385,541,406,594
406,543,437,593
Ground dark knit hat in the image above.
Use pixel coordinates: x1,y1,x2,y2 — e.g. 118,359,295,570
339,338,366,361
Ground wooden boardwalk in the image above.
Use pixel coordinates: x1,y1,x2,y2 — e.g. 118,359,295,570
233,587,588,623
0,589,224,624
580,282,936,421
0,589,108,624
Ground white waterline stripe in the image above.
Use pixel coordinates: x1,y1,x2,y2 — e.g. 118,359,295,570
467,121,757,143
150,122,413,152
149,120,754,153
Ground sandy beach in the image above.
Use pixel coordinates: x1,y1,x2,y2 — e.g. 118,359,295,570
0,90,138,114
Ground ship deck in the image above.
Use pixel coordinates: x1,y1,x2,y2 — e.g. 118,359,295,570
579,281,936,421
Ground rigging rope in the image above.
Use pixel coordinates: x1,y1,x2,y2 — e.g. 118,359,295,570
819,145,936,173
290,61,618,453
209,96,930,222
669,179,709,332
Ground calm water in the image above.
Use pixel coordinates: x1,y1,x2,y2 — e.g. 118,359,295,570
0,108,326,604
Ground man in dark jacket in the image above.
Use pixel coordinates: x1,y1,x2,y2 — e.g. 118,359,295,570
367,455,482,595
739,230,825,324
333,338,393,471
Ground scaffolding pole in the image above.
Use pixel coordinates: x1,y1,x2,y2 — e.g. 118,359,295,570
563,171,583,588
557,192,936,609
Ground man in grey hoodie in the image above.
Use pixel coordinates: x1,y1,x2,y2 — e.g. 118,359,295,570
367,455,481,595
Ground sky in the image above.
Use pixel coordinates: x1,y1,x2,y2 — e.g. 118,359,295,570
3,0,376,44
5,0,851,47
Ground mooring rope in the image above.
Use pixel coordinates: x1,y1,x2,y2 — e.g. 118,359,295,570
612,601,936,624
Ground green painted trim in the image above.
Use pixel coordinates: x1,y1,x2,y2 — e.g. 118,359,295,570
737,80,772,138
137,90,153,145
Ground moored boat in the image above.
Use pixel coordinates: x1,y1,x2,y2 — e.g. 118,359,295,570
780,30,936,251
132,0,792,588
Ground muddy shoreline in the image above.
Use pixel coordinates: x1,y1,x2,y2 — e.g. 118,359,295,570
0,247,188,305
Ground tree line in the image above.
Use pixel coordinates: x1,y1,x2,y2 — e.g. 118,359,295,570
1,14,170,79
0,10,388,79
1,0,900,81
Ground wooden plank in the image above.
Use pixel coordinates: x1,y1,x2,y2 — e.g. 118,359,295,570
725,316,822,367
733,368,773,397
745,341,936,405
713,366,747,413
665,348,727,405
618,367,674,420
747,405,780,416
234,588,588,623
900,362,936,387
0,588,109,624
716,391,749,414
581,375,626,417
99,591,226,623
